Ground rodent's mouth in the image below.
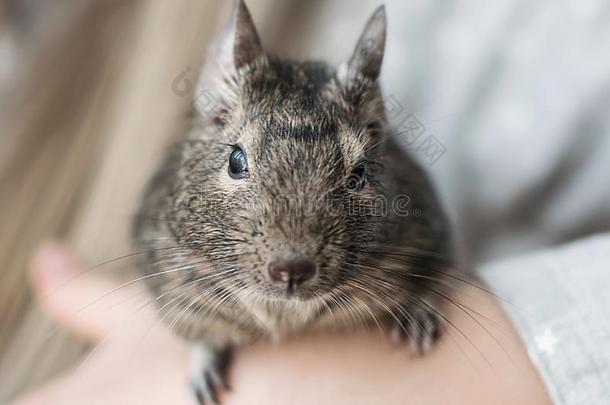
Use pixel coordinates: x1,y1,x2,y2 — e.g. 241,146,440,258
266,288,318,302
234,282,323,305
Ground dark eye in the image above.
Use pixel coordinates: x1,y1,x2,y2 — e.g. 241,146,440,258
346,164,366,191
228,146,249,179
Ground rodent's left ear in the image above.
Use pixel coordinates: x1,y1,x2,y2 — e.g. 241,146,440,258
194,1,265,127
227,0,264,70
340,5,386,83
197,0,265,88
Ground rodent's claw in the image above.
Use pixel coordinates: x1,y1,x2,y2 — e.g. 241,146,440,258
190,374,220,405
390,306,444,356
189,344,232,405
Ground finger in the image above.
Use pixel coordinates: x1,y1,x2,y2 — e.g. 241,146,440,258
30,243,154,342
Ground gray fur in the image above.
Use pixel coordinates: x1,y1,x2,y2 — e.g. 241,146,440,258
134,1,455,401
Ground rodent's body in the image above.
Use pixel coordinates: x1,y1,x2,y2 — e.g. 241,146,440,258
136,133,451,346
134,2,455,403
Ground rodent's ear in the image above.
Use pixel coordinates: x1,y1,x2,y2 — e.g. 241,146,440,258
340,5,386,83
198,0,264,86
194,1,264,127
227,0,264,70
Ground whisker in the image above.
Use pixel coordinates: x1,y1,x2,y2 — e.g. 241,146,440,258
351,247,517,309
410,295,493,369
46,245,189,296
420,284,514,364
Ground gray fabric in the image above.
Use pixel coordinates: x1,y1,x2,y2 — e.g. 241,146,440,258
479,233,610,405
378,0,610,267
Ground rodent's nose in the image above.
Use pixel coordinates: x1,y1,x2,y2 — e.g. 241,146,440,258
268,258,316,287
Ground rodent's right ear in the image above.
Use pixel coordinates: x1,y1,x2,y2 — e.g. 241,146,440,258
339,5,386,84
197,0,264,89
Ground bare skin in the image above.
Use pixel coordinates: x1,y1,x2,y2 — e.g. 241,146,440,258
12,244,551,405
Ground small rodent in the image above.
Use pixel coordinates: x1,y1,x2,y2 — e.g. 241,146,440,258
134,1,455,403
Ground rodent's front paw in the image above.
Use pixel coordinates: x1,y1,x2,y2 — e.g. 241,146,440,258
189,344,232,405
390,305,444,356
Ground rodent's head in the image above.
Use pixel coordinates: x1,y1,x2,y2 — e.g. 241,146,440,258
170,2,393,306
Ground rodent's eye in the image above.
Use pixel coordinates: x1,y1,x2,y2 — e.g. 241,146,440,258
228,146,249,179
346,164,366,192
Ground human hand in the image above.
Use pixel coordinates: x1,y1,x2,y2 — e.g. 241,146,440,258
13,243,550,405
12,244,192,405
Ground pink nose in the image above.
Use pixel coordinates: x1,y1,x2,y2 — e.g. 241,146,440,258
268,258,316,287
